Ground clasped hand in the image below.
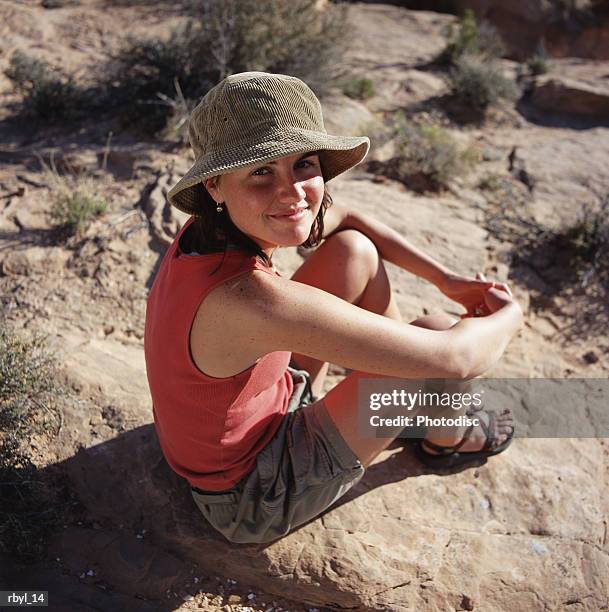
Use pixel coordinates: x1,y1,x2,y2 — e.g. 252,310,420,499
439,271,514,319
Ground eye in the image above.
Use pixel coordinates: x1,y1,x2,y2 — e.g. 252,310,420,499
251,167,269,176
297,159,316,168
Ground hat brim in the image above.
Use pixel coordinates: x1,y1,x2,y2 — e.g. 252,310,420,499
167,127,370,215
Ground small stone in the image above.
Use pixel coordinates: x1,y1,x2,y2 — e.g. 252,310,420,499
247,593,256,600
86,570,95,577
531,540,548,556
460,594,475,611
182,594,194,602
583,350,599,364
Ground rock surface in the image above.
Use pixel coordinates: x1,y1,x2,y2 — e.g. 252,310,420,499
529,63,609,119
394,0,609,61
1,1,609,611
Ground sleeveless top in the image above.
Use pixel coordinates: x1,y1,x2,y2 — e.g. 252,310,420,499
144,217,294,491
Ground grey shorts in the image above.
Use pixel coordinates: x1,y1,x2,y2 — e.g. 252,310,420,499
191,366,365,544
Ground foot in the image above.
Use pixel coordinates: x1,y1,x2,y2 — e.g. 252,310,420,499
421,408,514,456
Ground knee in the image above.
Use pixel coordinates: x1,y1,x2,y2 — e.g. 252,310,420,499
326,229,379,273
409,313,459,331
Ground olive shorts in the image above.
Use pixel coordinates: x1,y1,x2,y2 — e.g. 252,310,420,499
191,366,365,544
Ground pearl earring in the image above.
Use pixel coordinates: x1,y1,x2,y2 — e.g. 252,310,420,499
216,202,223,213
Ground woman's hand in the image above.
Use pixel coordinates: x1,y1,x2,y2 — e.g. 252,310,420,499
439,271,513,319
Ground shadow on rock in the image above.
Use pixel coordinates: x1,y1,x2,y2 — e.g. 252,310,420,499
2,425,481,610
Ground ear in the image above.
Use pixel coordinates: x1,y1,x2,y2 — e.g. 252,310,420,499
203,176,222,203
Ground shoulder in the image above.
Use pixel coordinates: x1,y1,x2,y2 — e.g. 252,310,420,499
203,267,289,314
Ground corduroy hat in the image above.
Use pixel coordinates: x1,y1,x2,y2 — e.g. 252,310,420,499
167,71,370,215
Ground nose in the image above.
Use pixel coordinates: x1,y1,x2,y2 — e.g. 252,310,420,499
276,173,306,203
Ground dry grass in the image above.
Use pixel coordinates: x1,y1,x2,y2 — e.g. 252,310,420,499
372,114,480,192
436,9,505,66
103,0,351,136
446,55,520,112
38,154,109,239
4,50,89,125
0,321,68,564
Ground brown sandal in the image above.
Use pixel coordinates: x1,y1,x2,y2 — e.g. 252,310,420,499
415,409,514,468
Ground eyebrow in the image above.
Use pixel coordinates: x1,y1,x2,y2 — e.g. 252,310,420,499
266,152,319,165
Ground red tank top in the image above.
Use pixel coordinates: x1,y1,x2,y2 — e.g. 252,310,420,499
144,217,293,491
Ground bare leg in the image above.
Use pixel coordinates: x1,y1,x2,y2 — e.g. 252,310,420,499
291,229,512,467
290,228,402,397
321,315,513,467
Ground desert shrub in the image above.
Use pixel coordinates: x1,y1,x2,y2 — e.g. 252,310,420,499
0,321,65,563
342,76,375,101
436,9,505,66
4,51,88,123
478,172,503,191
156,79,198,144
541,199,609,286
526,54,548,75
102,20,210,136
377,115,479,192
487,186,609,292
550,0,597,21
40,155,108,237
50,183,107,237
104,0,350,136
447,55,519,111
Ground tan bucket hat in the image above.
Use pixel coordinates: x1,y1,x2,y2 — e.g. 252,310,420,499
167,71,370,215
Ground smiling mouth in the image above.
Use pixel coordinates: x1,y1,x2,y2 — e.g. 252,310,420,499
270,207,309,220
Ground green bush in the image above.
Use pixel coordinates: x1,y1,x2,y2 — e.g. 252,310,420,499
478,173,503,191
4,51,88,123
526,54,548,75
552,199,609,274
105,0,350,136
447,56,519,111
103,20,210,136
437,9,505,65
380,116,479,192
0,321,65,563
50,183,108,237
40,156,108,237
342,76,375,101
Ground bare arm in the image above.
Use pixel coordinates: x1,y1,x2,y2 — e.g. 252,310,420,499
451,302,523,379
203,271,522,381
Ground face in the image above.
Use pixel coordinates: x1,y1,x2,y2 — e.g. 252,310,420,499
203,151,324,256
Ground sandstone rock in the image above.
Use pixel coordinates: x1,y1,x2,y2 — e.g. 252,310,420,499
529,74,609,119
344,5,451,114
143,171,190,249
14,207,49,231
452,0,609,61
55,425,609,611
545,8,609,60
0,251,31,276
0,246,70,276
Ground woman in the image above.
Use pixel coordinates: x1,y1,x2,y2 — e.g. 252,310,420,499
144,71,522,544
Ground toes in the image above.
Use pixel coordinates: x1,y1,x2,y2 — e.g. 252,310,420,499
490,410,514,446
496,412,514,442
